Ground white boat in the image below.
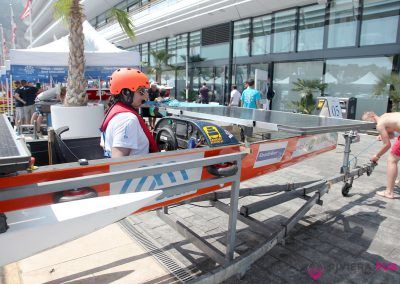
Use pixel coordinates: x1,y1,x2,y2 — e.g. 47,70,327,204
0,190,162,267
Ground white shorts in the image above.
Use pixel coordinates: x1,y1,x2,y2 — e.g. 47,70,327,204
24,104,35,122
15,107,24,123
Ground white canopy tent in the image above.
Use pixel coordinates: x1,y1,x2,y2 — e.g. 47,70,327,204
350,72,379,85
9,21,139,81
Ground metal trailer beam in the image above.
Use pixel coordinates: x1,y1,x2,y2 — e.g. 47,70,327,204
187,180,321,203
190,185,330,284
239,161,376,217
157,210,228,266
0,152,247,202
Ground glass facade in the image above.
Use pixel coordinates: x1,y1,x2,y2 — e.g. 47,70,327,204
233,19,251,57
325,56,393,118
361,0,400,45
190,31,201,57
176,34,187,64
252,15,272,55
328,0,360,48
124,0,399,113
273,61,324,111
273,9,297,53
298,4,325,51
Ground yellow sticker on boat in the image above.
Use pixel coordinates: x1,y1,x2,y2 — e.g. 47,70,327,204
203,126,223,144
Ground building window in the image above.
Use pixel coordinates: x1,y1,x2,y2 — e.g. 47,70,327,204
361,0,400,46
141,43,149,65
189,31,201,57
298,4,325,51
168,36,177,65
273,61,324,111
176,34,188,64
328,0,360,48
273,9,297,53
233,19,251,57
252,15,272,55
325,56,392,118
233,65,248,92
250,63,269,100
149,39,166,66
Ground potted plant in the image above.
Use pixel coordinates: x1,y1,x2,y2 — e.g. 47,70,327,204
373,74,400,112
51,0,135,137
292,79,327,114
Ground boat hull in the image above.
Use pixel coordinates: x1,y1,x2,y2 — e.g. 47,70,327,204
0,132,337,213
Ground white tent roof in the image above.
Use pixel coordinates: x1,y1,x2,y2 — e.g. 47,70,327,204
10,21,139,67
351,72,379,85
323,72,338,84
274,77,290,84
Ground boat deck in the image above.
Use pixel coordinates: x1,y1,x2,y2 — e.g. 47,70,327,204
2,133,399,283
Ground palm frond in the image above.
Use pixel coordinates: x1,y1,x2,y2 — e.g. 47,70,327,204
109,8,135,40
53,0,73,22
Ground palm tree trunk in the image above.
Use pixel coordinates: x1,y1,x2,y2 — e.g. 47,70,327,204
65,0,87,106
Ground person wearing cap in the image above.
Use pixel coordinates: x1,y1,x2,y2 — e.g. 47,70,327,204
100,68,159,158
241,78,262,109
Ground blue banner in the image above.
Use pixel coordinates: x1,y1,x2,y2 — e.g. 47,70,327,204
10,65,128,82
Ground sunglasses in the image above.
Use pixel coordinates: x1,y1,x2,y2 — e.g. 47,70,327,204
137,88,148,96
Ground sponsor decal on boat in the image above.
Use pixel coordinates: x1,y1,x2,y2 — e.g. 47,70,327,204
292,133,338,158
110,153,204,200
254,142,288,168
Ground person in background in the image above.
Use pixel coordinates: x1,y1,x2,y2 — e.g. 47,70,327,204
100,68,158,158
199,82,209,104
362,111,400,199
13,81,25,128
229,84,241,107
241,78,261,109
266,77,275,110
21,80,38,124
147,83,160,129
31,87,66,133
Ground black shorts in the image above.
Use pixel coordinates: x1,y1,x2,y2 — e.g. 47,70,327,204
141,107,150,117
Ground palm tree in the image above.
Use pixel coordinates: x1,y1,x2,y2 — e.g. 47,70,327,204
292,79,327,114
53,0,135,106
149,50,175,83
373,74,400,112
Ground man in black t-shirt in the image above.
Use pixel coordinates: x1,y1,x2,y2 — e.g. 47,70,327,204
13,81,26,127
21,80,38,124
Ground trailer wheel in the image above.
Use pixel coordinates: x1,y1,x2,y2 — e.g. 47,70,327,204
54,187,98,203
206,162,238,177
0,213,8,233
341,183,352,197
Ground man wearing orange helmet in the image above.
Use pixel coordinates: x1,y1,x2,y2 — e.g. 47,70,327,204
100,68,159,158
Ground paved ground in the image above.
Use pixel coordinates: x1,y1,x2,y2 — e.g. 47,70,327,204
2,133,400,283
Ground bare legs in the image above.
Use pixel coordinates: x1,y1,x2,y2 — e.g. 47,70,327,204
30,112,43,133
377,153,398,199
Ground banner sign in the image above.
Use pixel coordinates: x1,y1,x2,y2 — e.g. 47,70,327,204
10,65,134,82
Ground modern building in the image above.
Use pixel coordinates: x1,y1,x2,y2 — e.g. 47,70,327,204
27,0,400,119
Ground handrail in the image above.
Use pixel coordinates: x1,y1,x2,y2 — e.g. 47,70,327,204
0,151,247,201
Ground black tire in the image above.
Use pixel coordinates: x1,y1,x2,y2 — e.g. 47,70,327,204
54,187,98,203
341,183,352,197
0,213,8,233
155,127,178,151
206,163,238,177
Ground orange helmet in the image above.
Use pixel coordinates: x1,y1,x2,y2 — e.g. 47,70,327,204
109,68,150,95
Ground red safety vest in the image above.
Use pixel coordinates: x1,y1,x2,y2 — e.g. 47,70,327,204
100,102,159,153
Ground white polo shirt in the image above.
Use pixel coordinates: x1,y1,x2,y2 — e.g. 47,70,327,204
101,112,149,157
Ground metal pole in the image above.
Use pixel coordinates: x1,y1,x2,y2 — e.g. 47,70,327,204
29,5,33,47
225,158,242,262
9,74,13,117
185,53,189,101
0,24,4,66
341,132,352,174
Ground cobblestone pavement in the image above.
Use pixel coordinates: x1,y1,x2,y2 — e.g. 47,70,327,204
128,133,400,283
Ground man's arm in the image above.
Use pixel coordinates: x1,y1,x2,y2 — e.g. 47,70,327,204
256,100,262,109
372,124,392,162
14,92,26,105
